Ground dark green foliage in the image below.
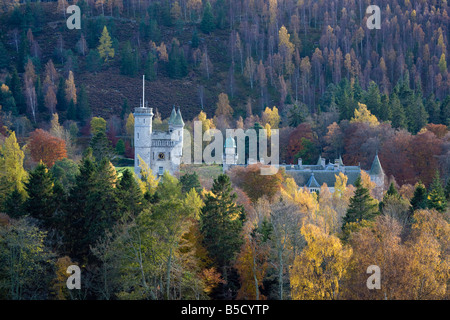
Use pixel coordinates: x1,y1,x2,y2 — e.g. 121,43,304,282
90,131,115,161
3,187,25,219
288,103,308,127
56,77,67,112
144,52,157,81
116,168,143,219
342,177,379,230
120,98,130,119
76,85,91,123
63,151,119,261
200,174,245,275
427,170,447,213
200,1,216,34
120,41,139,76
86,49,102,72
191,28,199,48
24,163,58,229
50,158,79,191
115,139,125,155
294,138,318,165
410,182,428,212
180,172,202,194
66,99,76,121
167,40,187,79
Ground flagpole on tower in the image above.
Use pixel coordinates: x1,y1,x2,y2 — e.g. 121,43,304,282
142,74,145,108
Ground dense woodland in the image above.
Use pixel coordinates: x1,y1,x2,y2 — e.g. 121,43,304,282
0,0,450,300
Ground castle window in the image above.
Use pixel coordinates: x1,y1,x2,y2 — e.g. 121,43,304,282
169,152,171,160
158,167,164,175
137,133,140,140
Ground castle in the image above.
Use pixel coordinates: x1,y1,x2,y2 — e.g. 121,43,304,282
134,77,184,177
223,137,385,194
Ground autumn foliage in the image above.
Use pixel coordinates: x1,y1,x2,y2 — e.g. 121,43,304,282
29,129,67,167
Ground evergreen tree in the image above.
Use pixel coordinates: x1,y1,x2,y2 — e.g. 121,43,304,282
9,68,26,114
120,98,130,119
115,139,125,155
66,99,76,121
63,150,119,261
200,174,245,293
427,170,447,213
76,85,90,123
90,130,115,161
144,52,157,81
168,39,187,79
86,49,102,72
200,1,215,34
410,181,428,212
116,168,143,219
390,92,407,129
24,162,58,229
3,186,25,219
56,77,67,112
120,41,137,76
342,177,379,230
180,172,202,194
191,28,199,48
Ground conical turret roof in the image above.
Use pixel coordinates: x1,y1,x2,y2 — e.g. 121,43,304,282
173,107,184,126
369,153,383,175
168,106,177,124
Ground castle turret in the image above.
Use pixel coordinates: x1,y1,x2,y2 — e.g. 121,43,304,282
223,136,238,172
369,153,385,193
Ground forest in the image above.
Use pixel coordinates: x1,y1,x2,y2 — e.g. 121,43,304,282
0,0,449,300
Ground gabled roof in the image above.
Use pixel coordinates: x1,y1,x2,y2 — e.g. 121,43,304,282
338,155,344,166
316,156,323,166
369,154,383,176
306,172,321,188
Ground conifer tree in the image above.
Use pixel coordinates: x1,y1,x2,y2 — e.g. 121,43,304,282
342,177,379,231
410,181,428,212
444,178,450,201
427,170,447,213
200,174,245,293
76,84,90,123
3,186,25,219
97,26,115,62
200,1,215,34
24,162,58,229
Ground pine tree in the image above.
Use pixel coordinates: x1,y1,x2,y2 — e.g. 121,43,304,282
116,168,143,220
342,177,379,230
191,28,199,48
97,26,115,62
63,150,119,261
144,52,157,81
410,181,428,212
115,139,125,155
427,170,447,213
56,77,67,112
180,172,202,194
200,1,215,34
3,186,25,219
76,85,90,123
200,174,245,291
24,162,58,228
120,41,137,76
90,130,115,161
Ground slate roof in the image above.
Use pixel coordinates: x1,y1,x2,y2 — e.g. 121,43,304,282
173,108,184,126
286,169,362,188
168,106,177,124
370,154,383,176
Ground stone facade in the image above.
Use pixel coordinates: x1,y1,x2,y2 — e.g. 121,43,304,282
134,105,184,177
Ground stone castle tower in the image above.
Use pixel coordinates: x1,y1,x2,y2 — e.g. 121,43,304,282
134,76,184,177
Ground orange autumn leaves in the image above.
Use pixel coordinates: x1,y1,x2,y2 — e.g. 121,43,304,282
29,129,67,167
